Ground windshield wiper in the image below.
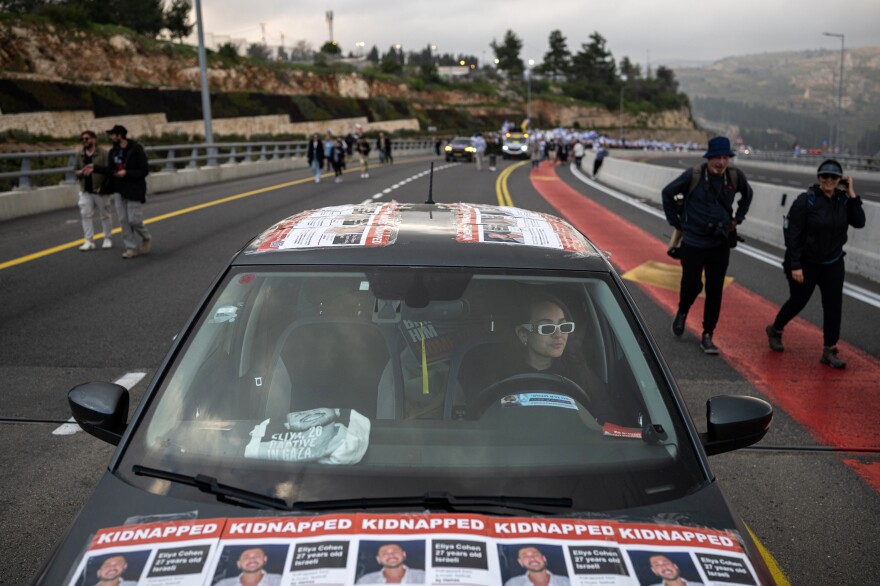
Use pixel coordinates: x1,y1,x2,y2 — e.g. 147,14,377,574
132,465,289,511
292,492,572,515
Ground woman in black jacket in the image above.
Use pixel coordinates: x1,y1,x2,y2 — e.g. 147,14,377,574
766,159,866,368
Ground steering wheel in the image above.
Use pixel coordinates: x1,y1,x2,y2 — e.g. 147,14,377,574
470,373,591,418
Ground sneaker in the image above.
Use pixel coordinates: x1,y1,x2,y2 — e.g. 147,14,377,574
766,325,784,352
820,346,846,369
121,249,139,259
671,312,687,337
364,172,369,178
700,332,719,355
102,239,113,249
79,240,96,251
139,238,152,254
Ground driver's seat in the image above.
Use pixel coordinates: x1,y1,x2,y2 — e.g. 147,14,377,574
443,334,509,419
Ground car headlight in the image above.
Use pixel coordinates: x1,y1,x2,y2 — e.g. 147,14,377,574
502,145,509,151
465,146,476,153
444,146,452,152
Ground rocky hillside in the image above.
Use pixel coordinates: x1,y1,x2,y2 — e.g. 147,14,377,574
674,47,880,151
0,19,701,140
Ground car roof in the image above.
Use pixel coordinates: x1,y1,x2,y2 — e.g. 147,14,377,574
235,202,612,271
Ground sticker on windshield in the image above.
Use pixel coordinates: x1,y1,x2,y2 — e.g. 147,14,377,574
68,515,760,586
454,203,593,255
247,203,400,252
244,408,370,465
501,393,579,410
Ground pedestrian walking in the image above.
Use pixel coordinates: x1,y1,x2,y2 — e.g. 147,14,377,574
307,133,325,183
530,138,541,169
766,159,866,368
331,138,346,182
93,125,152,259
383,133,393,164
376,131,387,164
74,130,114,251
662,136,753,354
592,142,609,176
573,140,585,170
324,131,334,171
471,133,487,171
357,135,371,178
434,138,442,157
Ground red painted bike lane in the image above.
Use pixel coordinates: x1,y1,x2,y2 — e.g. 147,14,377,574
529,164,880,490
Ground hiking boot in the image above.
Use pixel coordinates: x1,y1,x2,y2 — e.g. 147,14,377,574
766,325,784,352
700,332,719,355
139,238,152,254
79,240,96,251
671,312,687,337
121,249,139,259
820,346,846,369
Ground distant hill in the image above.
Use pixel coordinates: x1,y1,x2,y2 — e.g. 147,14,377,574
674,47,880,154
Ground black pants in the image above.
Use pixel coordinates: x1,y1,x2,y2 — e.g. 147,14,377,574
678,242,730,334
773,259,845,347
593,159,603,176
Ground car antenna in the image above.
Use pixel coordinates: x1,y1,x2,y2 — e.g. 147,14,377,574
425,162,436,205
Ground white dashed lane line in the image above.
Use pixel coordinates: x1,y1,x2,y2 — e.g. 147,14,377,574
359,163,458,204
52,371,147,436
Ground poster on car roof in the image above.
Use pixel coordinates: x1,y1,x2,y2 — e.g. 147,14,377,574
252,203,400,252
454,203,592,255
69,514,759,585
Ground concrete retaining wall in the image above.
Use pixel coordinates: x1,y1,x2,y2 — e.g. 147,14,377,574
584,151,880,283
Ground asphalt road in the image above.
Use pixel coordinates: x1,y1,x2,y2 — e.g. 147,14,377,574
1,154,878,584
638,153,880,203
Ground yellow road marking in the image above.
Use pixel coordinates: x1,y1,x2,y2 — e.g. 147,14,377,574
495,161,528,206
0,156,440,272
622,260,734,294
745,523,791,585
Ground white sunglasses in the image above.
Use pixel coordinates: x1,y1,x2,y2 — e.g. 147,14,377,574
520,322,575,335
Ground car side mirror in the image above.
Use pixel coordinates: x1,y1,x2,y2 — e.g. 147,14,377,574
68,382,130,446
700,395,772,456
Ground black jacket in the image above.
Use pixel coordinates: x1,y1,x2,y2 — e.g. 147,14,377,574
94,139,149,202
307,139,325,165
785,185,866,270
662,165,753,248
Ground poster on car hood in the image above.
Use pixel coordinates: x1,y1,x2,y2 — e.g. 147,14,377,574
68,514,759,585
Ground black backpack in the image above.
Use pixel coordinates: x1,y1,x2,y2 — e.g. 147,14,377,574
783,189,816,250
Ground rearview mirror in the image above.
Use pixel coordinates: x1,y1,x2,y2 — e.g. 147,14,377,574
700,395,772,456
68,382,129,446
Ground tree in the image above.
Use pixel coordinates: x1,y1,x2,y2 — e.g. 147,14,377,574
571,32,616,84
655,65,678,92
246,43,271,61
619,56,641,80
380,47,403,74
490,29,524,79
218,42,239,61
163,0,193,43
539,29,571,80
101,0,165,36
320,41,341,55
366,45,380,65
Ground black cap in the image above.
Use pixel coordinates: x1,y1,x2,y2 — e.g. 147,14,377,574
106,125,128,137
817,159,843,177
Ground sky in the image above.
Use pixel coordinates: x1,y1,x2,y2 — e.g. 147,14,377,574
197,0,880,68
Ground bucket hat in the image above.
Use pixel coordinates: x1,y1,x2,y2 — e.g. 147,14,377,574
703,136,736,158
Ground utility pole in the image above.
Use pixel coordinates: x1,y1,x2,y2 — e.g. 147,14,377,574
260,22,266,46
193,0,215,165
326,11,334,43
823,32,845,152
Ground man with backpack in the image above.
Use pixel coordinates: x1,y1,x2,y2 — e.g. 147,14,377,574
661,136,753,354
94,125,152,259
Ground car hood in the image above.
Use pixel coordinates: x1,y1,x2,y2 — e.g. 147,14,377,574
36,472,773,584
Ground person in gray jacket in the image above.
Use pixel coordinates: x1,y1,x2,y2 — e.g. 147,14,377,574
74,130,114,251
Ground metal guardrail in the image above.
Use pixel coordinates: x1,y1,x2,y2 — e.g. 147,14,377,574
0,139,435,190
742,150,879,173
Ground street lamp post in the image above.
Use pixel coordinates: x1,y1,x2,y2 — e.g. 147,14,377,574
194,0,216,165
526,59,535,122
823,31,845,153
619,74,628,145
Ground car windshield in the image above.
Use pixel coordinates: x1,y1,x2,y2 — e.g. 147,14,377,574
121,267,704,511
